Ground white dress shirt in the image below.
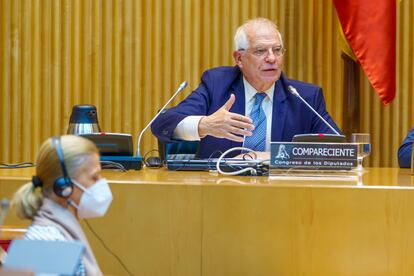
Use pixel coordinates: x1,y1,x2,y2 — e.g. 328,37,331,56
173,77,274,151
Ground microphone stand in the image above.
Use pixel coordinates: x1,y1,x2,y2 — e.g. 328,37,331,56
287,85,340,135
136,81,188,157
0,198,10,227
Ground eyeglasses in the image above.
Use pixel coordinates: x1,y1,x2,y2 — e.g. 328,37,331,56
239,46,286,58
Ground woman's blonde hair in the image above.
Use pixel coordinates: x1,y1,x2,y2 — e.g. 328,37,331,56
12,135,99,219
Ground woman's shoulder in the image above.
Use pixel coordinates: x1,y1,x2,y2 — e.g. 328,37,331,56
24,224,67,241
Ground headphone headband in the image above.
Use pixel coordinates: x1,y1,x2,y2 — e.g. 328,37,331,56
52,136,70,179
51,136,73,198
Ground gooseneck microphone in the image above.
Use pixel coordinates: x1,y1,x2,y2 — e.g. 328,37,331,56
136,81,188,157
0,198,10,227
287,85,340,135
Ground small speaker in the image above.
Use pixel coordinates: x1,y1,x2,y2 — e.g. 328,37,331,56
67,105,101,135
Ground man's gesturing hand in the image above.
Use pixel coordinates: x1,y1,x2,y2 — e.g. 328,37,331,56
198,94,254,142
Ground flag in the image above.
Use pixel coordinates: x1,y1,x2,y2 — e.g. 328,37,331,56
333,0,396,105
338,24,356,61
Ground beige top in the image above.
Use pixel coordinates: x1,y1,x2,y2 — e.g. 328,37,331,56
31,198,102,276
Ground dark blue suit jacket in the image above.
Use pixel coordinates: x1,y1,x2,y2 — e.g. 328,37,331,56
398,127,414,168
151,66,340,158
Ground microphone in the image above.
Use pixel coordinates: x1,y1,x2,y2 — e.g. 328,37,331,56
287,85,340,135
0,198,10,227
136,81,189,157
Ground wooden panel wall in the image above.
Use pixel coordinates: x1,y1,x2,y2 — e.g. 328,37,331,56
0,0,412,167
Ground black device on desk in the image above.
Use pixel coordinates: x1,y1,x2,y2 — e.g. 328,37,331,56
166,158,269,176
80,133,142,170
80,133,133,155
292,133,346,143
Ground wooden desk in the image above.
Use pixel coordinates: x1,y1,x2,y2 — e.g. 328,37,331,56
0,226,26,251
1,167,414,276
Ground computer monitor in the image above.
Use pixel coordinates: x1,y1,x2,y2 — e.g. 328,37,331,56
80,133,134,156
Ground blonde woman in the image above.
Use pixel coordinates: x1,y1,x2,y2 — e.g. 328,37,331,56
12,135,112,276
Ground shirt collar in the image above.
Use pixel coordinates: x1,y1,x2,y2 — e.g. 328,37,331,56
243,77,275,103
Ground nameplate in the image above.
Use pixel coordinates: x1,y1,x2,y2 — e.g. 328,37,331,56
270,142,358,170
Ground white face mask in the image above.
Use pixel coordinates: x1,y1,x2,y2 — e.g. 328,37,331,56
70,178,113,219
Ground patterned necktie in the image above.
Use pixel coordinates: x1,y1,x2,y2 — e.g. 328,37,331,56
244,93,267,151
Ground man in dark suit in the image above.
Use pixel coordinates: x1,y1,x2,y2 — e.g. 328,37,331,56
151,18,340,158
398,127,414,168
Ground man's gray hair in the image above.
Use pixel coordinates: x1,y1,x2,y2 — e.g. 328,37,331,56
234,18,283,51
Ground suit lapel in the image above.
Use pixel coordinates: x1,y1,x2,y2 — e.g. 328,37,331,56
229,74,245,149
271,75,288,141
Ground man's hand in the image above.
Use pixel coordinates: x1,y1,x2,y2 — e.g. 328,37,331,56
198,94,254,142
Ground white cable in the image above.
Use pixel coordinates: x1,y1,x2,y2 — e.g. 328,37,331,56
216,147,258,176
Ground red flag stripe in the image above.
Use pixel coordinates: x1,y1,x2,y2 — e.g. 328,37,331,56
333,0,396,105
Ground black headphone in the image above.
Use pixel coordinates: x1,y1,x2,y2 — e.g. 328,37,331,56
52,136,74,198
